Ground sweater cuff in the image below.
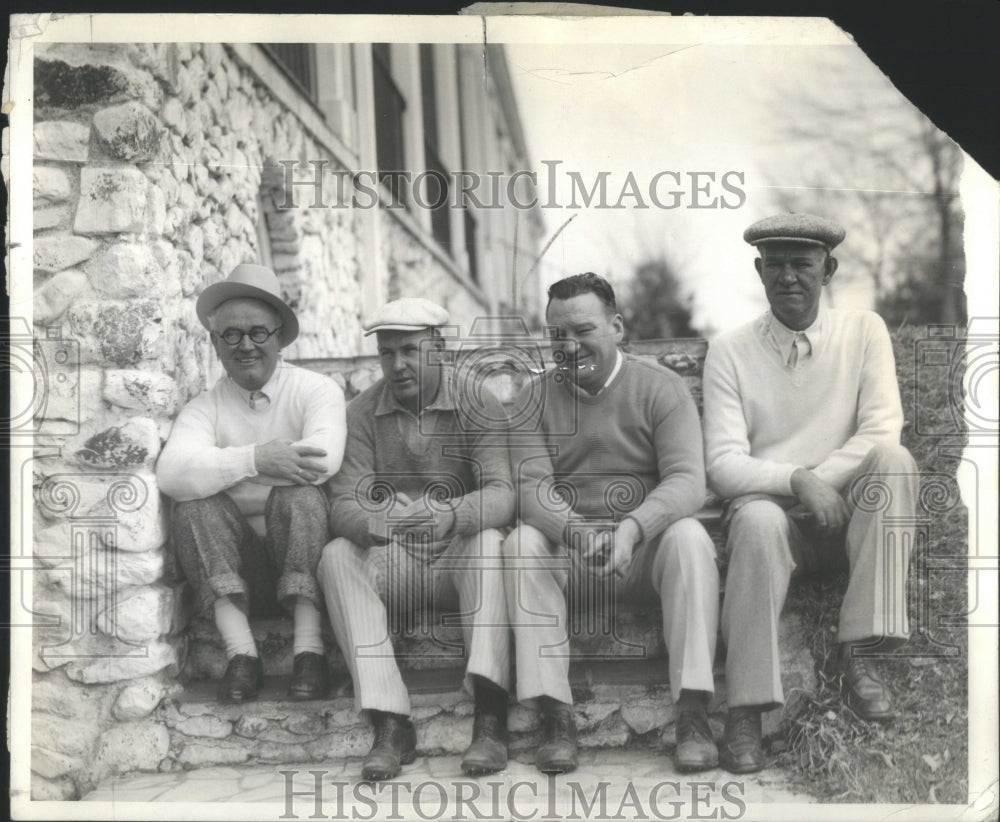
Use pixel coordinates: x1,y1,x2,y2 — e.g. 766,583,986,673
222,445,258,486
452,499,476,537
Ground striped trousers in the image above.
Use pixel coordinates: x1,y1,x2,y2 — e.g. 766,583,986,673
722,443,919,709
317,529,511,716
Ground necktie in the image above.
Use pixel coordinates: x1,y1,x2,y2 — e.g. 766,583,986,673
249,390,270,410
787,332,811,368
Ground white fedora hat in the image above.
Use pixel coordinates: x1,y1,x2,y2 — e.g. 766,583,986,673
196,263,299,344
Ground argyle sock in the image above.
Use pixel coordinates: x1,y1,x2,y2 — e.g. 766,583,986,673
292,597,325,656
213,596,258,659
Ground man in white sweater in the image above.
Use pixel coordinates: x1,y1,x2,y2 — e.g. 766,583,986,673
703,214,918,774
157,264,346,703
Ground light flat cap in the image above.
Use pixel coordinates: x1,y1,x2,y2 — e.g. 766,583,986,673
744,213,846,250
363,297,450,336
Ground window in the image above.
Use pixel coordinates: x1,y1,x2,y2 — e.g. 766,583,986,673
372,43,407,206
456,49,479,283
420,45,452,254
262,44,318,102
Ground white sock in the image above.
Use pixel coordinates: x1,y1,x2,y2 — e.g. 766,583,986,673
293,597,325,656
213,596,258,659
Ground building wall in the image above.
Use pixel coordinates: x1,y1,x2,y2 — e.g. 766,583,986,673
29,40,538,799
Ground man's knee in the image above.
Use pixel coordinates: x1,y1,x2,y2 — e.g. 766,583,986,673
318,537,360,578
727,500,790,564
171,493,235,528
267,483,327,518
866,443,918,473
656,517,716,562
500,524,550,561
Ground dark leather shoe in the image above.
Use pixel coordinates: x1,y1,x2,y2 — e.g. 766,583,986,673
288,652,329,701
719,707,764,774
839,644,895,721
536,700,578,775
462,708,509,775
675,708,719,772
362,711,417,781
218,654,263,704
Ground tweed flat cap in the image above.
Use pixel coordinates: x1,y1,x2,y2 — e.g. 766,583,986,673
363,297,450,336
743,213,846,250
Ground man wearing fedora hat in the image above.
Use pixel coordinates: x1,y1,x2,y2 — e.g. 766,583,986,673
317,297,515,781
157,263,347,703
703,214,918,773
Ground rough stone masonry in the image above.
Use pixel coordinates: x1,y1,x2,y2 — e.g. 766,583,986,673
29,41,490,800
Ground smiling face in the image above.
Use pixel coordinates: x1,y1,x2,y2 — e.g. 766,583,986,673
755,241,837,330
546,292,624,394
210,298,284,391
376,328,443,412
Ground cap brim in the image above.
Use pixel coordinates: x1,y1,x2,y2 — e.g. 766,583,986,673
748,235,831,248
196,282,299,344
363,323,438,336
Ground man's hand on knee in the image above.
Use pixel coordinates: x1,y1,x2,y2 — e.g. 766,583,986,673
255,439,328,484
606,518,641,580
790,468,850,535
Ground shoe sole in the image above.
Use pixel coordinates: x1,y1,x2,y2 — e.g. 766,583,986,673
676,757,720,773
362,751,417,781
462,762,507,776
537,761,578,775
287,689,329,701
719,758,765,775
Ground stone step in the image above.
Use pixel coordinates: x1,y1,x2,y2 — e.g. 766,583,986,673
161,660,718,770
164,606,817,773
182,609,668,682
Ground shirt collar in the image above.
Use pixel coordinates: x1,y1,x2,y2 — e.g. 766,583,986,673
229,360,284,407
764,308,824,362
563,349,625,397
374,367,456,417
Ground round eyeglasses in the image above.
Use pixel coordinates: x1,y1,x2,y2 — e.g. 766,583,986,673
214,326,282,346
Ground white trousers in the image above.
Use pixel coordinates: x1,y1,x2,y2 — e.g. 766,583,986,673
317,529,511,716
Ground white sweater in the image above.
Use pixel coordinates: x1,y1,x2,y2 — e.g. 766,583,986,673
156,361,346,533
703,308,903,498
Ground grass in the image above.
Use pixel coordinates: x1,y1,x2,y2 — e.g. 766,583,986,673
771,324,971,804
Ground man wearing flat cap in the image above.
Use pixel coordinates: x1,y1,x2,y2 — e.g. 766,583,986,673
318,297,514,781
703,214,918,773
157,263,346,703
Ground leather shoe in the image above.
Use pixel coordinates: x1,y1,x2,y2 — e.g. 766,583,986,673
719,707,764,774
675,708,719,772
462,708,509,775
288,652,329,701
362,711,417,781
536,699,578,775
839,644,895,721
218,654,263,704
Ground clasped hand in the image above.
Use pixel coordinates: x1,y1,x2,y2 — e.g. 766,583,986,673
254,439,328,484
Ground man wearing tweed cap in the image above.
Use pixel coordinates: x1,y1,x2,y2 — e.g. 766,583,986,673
703,214,919,773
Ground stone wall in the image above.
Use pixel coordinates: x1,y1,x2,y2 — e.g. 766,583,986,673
29,41,489,800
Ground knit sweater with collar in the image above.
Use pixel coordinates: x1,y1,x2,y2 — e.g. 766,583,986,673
512,352,706,545
702,308,903,498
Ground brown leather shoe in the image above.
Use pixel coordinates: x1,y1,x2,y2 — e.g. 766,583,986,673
461,708,509,775
839,644,895,721
218,654,263,704
362,711,417,781
675,708,719,772
719,707,764,774
288,652,329,701
536,699,578,775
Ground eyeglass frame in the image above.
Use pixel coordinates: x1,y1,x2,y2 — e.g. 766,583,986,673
212,325,284,346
